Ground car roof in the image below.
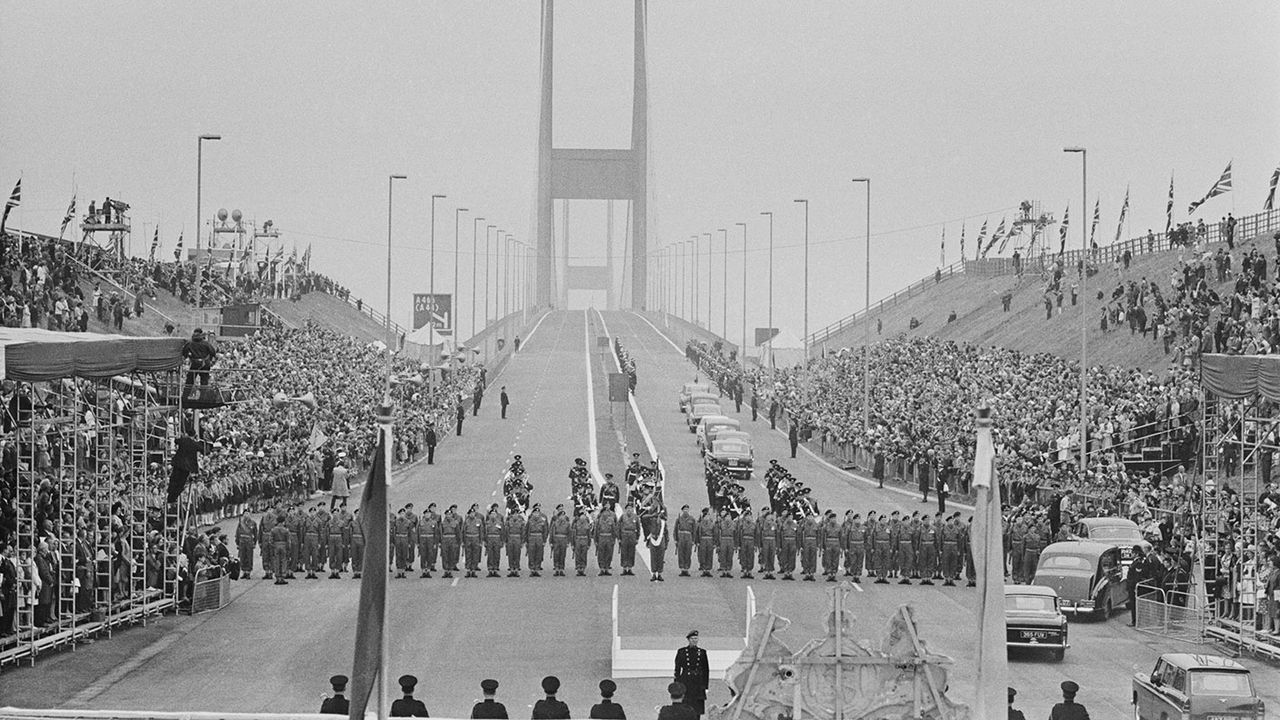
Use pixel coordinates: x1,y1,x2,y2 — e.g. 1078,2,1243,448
1004,584,1058,597
1158,653,1248,671
683,382,710,390
717,430,751,440
712,438,749,449
1078,516,1140,529
701,415,733,425
1041,540,1117,558
707,418,740,427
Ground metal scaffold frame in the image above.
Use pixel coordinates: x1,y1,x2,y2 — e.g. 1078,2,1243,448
3,369,183,668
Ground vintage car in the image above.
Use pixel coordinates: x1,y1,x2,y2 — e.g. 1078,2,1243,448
686,400,722,433
697,416,742,454
1004,584,1068,661
705,436,754,481
1032,540,1127,620
1132,653,1264,719
1069,516,1152,576
679,382,711,412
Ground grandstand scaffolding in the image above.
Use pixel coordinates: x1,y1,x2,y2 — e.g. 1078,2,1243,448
2,330,186,668
1199,354,1280,659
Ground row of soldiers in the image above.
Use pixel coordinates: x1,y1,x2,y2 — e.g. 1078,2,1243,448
232,500,362,584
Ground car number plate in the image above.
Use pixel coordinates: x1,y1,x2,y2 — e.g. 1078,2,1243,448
1017,629,1055,641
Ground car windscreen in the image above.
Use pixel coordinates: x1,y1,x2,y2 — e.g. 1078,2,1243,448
1005,594,1056,612
1039,555,1092,571
1087,526,1141,541
713,442,749,455
1188,670,1254,697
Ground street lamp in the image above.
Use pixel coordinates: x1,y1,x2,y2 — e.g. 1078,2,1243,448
761,211,773,374
195,134,221,309
702,232,712,330
428,194,447,350
736,222,747,369
472,216,485,340
851,178,871,436
454,207,468,343
718,228,728,340
794,199,809,370
1064,146,1088,472
486,225,496,325
385,174,408,401
691,235,700,327
504,233,513,319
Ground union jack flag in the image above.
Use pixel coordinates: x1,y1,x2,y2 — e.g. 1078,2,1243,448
1188,162,1231,214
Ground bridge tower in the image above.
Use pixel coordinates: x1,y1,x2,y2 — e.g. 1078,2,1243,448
535,0,649,310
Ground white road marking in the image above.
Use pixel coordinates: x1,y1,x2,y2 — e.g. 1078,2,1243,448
852,582,864,592
583,311,605,486
451,576,459,587
631,311,684,354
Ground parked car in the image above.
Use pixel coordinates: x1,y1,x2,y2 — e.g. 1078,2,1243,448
1132,653,1264,719
705,436,754,481
1069,516,1152,577
697,416,741,454
686,401,722,433
679,382,711,412
1004,584,1068,661
1033,541,1127,620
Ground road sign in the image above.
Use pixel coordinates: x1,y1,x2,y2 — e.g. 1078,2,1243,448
754,327,780,346
413,293,453,331
608,373,630,402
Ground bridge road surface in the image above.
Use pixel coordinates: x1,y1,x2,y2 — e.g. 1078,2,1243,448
1,308,1276,719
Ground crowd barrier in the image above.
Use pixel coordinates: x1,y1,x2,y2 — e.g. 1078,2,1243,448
1134,581,1206,644
188,568,232,616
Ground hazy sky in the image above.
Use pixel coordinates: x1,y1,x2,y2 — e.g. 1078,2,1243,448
3,2,1278,340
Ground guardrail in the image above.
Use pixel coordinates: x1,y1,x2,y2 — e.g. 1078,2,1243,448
188,567,231,615
1134,580,1206,643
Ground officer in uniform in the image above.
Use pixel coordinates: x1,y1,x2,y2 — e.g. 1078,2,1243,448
320,674,349,715
872,511,893,583
695,508,716,577
259,508,277,580
673,631,710,717
736,507,756,579
798,509,820,581
286,504,303,577
599,473,622,511
756,507,777,579
714,508,736,578
658,683,697,720
419,503,441,578
964,515,977,587
1008,511,1028,583
531,675,570,719
525,503,548,576
646,506,668,581
550,504,571,576
235,511,257,580
777,509,799,580
303,506,322,579
484,504,506,577
270,514,290,584
917,513,939,584
842,511,864,581
570,508,593,576
819,510,842,581
331,503,352,578
315,503,332,573
392,506,413,578
504,506,525,576
440,504,462,578
1006,686,1025,720
589,679,626,719
617,502,641,576
674,505,696,576
463,504,484,578
391,674,429,717
594,504,618,575
1022,510,1047,584
1048,680,1090,720
940,515,962,585
471,678,508,719
351,508,364,578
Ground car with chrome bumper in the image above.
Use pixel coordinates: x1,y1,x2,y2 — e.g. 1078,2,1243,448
705,436,754,481
1004,584,1068,661
1069,516,1152,578
1033,540,1127,620
679,382,711,412
1132,653,1263,719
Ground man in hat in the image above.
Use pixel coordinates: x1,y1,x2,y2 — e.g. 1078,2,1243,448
319,675,349,715
500,385,510,419
526,502,548,577
331,452,350,510
550,504,571,576
182,327,217,392
235,510,257,580
391,674,429,717
471,679,508,719
440,504,462,578
1048,680,1089,720
657,682,697,720
674,630,709,716
425,424,438,465
589,679,626,719
1006,687,1025,720
531,675,570,719
674,504,696,577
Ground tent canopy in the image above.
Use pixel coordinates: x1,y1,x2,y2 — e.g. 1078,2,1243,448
1201,354,1280,401
0,328,185,382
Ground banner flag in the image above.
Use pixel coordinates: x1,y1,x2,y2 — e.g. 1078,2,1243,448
1188,161,1232,214
348,427,390,720
971,406,1008,719
973,220,988,260
1114,186,1130,244
939,226,945,267
1058,204,1070,255
959,222,966,262
1089,198,1100,247
308,423,329,451
1264,166,1279,212
1165,173,1175,236
0,177,20,237
150,227,160,261
174,233,184,261
60,194,76,240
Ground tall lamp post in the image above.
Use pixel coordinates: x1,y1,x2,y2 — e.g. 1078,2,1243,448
385,175,408,401
486,225,496,326
472,216,485,341
851,178,871,436
691,235,700,327
736,222,747,369
454,207,468,344
504,233,513,320
428,194,447,350
794,199,809,374
195,134,221,310
718,228,728,340
761,211,773,374
702,232,712,330
1064,146,1088,472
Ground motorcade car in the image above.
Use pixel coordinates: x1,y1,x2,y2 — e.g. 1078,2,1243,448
679,382,711,412
705,436,754,481
1132,653,1263,719
686,400,722,433
1004,584,1068,661
1032,540,1127,620
697,416,741,454
1069,516,1152,577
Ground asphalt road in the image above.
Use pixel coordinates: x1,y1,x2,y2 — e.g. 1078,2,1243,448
2,309,1277,720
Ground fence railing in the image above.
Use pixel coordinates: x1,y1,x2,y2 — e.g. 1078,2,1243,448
1134,580,1206,643
809,260,966,346
188,567,231,615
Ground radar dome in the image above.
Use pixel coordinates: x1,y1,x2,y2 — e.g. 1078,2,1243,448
231,209,243,223
216,208,228,222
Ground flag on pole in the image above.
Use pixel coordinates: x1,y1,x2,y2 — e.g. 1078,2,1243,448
174,232,184,261
348,423,390,720
996,221,1017,255
939,226,945,267
59,194,77,240
1114,186,1130,244
308,423,330,452
1188,161,1232,214
973,220,988,260
1058,204,1070,254
1089,198,1100,247
1,177,21,237
982,217,1006,258
303,243,312,272
150,227,160,261
1165,173,1175,236
959,223,966,263
1264,166,1279,211
971,405,1008,720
